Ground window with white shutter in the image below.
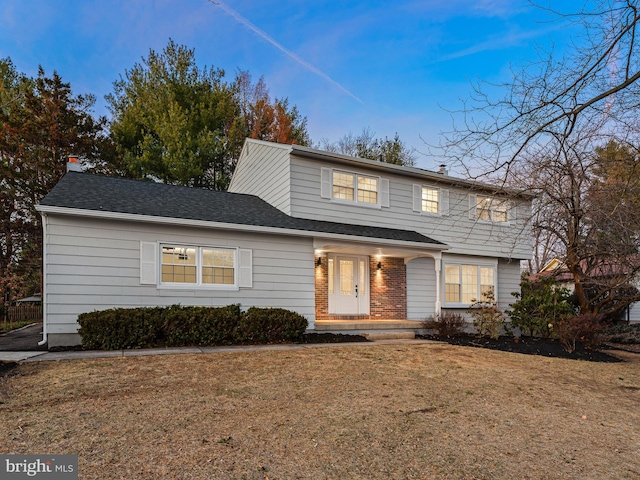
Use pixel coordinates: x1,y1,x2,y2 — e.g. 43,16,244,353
323,168,387,207
413,185,449,215
469,194,515,224
141,243,251,290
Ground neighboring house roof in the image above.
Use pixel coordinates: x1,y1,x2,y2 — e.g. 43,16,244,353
533,257,640,283
540,258,566,273
15,295,42,303
38,172,446,248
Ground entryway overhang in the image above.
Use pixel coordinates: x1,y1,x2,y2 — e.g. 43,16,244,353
312,238,449,262
313,237,450,318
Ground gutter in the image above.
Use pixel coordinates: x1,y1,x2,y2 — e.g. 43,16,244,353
35,204,449,251
289,143,537,200
38,212,48,346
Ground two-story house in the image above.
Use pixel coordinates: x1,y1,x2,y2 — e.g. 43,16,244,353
36,139,532,347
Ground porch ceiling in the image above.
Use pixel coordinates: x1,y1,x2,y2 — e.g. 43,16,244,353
313,239,443,259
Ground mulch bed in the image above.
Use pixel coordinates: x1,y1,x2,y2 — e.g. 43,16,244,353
420,334,626,362
0,361,19,377
14,331,637,363
299,332,369,343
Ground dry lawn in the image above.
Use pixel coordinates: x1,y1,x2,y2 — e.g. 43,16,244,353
1,343,639,479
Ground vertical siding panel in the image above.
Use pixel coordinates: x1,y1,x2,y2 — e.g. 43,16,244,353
406,257,437,320
228,141,292,214
497,258,522,313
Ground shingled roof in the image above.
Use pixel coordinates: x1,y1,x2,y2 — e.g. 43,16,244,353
38,172,446,247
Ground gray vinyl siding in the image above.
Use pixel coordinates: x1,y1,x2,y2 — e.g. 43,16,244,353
497,258,522,313
406,257,437,320
288,155,532,260
228,141,292,214
43,214,315,338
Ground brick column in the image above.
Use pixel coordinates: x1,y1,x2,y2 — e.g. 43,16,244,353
314,254,329,320
370,257,407,319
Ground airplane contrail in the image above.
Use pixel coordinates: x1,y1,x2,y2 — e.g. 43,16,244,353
208,0,363,104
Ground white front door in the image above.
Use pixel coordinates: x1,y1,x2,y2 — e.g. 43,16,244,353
328,255,370,315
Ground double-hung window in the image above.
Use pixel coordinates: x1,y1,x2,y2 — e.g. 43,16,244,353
422,187,439,213
161,245,236,286
357,175,378,204
321,167,389,207
413,185,449,215
472,195,512,223
444,264,496,305
332,170,378,204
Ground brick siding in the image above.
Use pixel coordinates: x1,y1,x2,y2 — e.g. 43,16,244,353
315,255,407,320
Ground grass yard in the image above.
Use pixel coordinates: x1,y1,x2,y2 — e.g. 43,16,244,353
1,343,639,479
0,320,35,334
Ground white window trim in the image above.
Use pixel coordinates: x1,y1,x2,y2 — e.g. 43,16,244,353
414,184,449,216
469,194,516,225
158,243,240,291
442,262,498,308
321,167,389,209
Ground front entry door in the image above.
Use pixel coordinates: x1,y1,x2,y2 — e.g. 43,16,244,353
329,255,370,315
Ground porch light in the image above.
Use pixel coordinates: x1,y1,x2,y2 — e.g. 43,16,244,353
377,261,382,271
316,257,322,267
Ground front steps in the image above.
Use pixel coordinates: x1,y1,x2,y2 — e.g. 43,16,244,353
314,319,424,341
362,331,416,341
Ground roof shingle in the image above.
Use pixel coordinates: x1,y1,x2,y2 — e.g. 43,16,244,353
39,172,446,246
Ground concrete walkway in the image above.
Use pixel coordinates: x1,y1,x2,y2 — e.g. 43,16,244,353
0,338,438,363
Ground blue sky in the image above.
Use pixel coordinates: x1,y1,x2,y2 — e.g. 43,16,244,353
1,0,581,169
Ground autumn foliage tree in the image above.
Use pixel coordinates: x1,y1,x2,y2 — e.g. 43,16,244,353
0,58,110,304
236,71,310,146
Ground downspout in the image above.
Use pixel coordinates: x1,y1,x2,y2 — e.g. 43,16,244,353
38,212,48,346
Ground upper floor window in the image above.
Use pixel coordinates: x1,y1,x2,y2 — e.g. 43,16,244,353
357,175,378,204
471,195,513,223
413,185,449,215
332,170,378,204
161,245,236,286
422,187,439,213
321,167,389,207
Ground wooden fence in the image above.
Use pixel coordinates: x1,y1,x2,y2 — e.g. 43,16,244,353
6,304,43,323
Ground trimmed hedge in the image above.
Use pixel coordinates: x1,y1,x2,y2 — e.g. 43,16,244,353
78,306,165,350
77,304,308,350
238,307,309,344
162,304,241,347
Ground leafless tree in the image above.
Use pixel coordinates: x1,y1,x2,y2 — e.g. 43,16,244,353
318,127,418,166
438,1,640,320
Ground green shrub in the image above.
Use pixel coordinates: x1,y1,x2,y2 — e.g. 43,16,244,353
468,290,505,340
162,304,241,346
78,306,165,350
78,304,308,349
423,312,467,337
237,307,308,343
509,276,575,337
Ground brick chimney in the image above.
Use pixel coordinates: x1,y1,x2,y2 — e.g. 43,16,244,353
66,155,82,172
